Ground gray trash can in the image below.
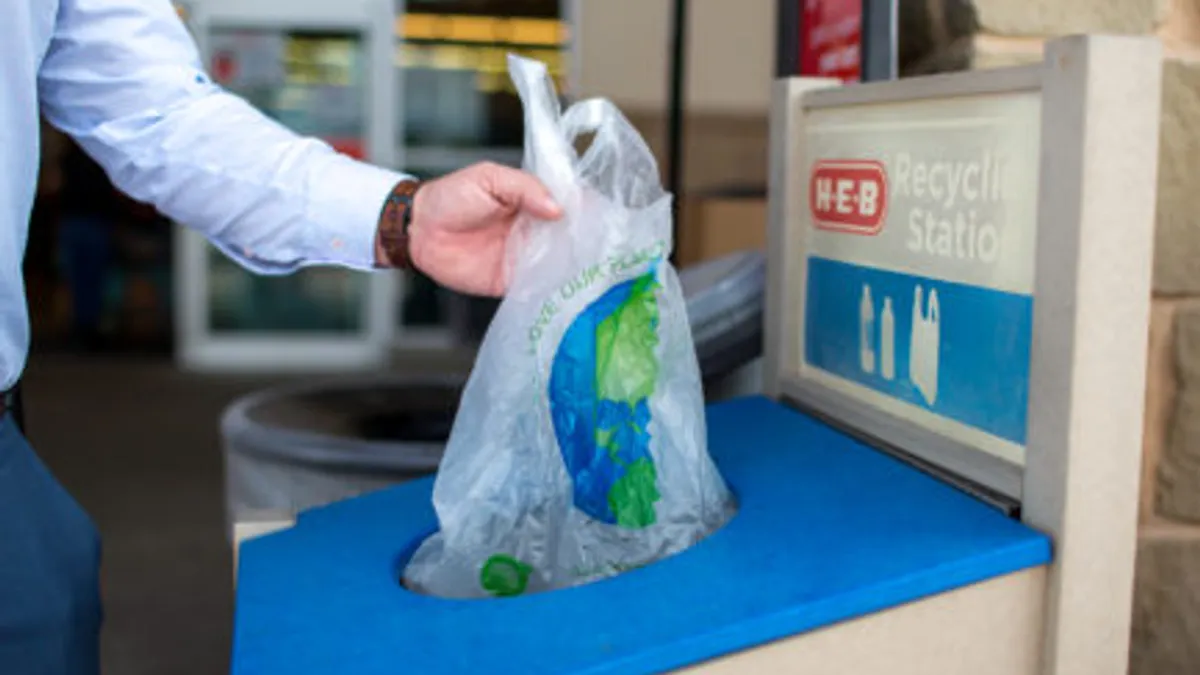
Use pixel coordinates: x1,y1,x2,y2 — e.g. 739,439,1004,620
680,249,766,400
221,250,766,532
221,375,463,532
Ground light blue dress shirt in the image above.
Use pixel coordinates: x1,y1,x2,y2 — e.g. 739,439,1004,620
3,0,409,390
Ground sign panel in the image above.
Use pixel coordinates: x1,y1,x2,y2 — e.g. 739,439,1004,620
800,0,862,81
799,92,1042,464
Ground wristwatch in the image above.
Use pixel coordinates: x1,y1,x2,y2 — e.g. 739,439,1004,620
377,179,421,269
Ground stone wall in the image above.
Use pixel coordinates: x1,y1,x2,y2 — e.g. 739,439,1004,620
904,1,1200,673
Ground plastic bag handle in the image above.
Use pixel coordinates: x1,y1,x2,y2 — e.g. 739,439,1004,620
559,98,658,187
508,54,661,205
559,98,626,159
508,55,577,199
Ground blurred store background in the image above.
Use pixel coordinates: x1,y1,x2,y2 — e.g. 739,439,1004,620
28,0,976,367
21,1,1100,674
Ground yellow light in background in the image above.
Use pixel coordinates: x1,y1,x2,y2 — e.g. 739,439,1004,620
429,44,476,71
284,37,358,87
475,71,505,94
479,46,508,73
398,44,432,69
397,43,563,75
398,14,567,47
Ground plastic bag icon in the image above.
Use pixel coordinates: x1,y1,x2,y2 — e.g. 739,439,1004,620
402,55,735,599
909,285,940,406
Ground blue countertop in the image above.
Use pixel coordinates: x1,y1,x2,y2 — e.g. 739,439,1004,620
233,396,1051,674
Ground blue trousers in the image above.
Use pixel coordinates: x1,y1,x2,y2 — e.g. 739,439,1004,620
0,414,102,674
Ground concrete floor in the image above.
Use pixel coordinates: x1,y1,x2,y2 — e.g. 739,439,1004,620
21,354,283,675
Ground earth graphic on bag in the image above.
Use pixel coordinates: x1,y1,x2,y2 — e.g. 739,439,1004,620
548,267,663,529
476,268,666,598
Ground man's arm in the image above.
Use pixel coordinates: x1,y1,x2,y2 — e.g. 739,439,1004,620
37,0,403,274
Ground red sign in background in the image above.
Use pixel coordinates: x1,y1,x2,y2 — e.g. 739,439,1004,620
325,138,366,160
800,0,863,81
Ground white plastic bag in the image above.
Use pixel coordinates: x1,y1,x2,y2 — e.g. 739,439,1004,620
909,286,940,406
402,54,735,599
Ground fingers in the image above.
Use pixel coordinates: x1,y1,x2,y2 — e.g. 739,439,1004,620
481,163,563,220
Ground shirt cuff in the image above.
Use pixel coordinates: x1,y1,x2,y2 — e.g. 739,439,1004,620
305,155,413,271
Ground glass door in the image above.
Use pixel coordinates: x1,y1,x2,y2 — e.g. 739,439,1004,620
206,28,371,336
175,0,397,372
393,0,576,346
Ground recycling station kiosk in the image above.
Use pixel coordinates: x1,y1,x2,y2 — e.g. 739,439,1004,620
231,35,1162,675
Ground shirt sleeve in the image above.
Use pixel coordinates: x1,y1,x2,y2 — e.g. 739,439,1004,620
36,0,407,274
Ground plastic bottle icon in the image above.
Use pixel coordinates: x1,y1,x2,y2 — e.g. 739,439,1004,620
860,284,876,375
880,297,895,381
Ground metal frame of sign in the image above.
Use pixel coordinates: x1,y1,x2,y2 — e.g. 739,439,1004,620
766,35,1160,672
174,0,401,372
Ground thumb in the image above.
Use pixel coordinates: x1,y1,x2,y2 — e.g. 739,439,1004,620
484,164,563,220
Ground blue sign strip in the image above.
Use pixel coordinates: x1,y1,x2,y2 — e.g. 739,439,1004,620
805,256,1032,446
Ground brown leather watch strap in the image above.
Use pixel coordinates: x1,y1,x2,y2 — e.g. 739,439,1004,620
376,179,420,269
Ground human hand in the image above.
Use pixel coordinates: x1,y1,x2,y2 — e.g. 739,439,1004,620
399,162,562,297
